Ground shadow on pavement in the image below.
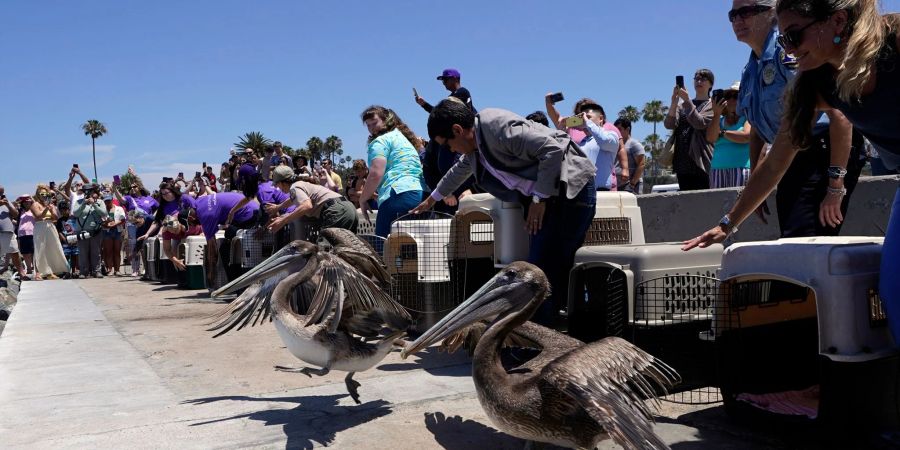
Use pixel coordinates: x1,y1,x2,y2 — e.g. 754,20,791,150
377,346,471,377
423,412,523,449
183,394,392,449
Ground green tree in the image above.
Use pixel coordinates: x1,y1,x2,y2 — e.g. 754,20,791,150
641,100,669,137
306,136,324,163
617,105,641,123
324,135,343,165
643,133,667,175
81,119,107,182
234,131,271,154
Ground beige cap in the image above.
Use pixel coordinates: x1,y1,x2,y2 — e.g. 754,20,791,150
271,165,295,183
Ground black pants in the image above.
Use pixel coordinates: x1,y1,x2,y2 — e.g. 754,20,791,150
219,210,260,281
776,130,863,237
677,173,710,191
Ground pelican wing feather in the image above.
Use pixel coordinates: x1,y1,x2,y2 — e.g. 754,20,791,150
541,337,680,450
205,270,289,337
302,254,410,334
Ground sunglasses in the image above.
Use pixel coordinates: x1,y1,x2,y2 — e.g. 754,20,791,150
728,4,771,23
694,75,711,82
777,18,824,49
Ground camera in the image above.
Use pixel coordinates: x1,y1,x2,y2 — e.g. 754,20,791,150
65,231,93,245
712,89,724,102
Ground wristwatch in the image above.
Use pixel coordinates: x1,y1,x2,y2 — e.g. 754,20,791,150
718,214,738,236
532,195,544,204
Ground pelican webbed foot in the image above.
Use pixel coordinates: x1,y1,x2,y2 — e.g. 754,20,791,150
345,372,361,404
274,365,331,378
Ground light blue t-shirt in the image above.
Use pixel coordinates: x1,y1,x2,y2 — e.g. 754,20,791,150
738,27,828,144
580,121,620,189
367,129,424,206
711,116,751,170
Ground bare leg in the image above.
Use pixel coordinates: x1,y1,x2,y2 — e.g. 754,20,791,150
344,372,361,404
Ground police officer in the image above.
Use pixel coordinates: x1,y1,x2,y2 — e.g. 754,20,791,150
730,0,863,237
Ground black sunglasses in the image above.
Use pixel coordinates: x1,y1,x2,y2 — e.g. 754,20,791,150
777,19,824,49
728,5,771,23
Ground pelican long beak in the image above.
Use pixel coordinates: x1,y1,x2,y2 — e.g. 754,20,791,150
401,271,527,359
211,245,307,298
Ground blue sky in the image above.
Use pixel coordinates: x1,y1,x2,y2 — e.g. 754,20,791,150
2,0,898,197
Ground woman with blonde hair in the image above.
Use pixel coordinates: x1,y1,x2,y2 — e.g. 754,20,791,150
686,0,900,341
358,106,426,237
30,184,69,279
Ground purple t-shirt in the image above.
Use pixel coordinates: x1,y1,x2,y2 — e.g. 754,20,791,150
257,181,295,213
195,192,259,240
160,199,180,217
123,195,158,215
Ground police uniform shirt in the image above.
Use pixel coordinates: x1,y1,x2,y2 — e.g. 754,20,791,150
738,26,828,145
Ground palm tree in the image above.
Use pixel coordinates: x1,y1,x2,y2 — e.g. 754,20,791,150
617,105,641,123
81,119,107,182
643,133,666,176
306,137,324,163
641,100,669,137
234,132,271,154
324,135,343,165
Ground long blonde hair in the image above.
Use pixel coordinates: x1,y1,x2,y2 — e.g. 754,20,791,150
777,0,898,147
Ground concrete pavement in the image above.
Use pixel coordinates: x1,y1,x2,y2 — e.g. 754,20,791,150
0,277,861,449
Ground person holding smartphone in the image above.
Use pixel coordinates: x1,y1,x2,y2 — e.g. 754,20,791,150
664,69,717,191
0,186,27,280
414,68,476,113
546,95,627,191
705,81,753,188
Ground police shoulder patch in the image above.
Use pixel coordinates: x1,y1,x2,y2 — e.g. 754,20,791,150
780,49,798,69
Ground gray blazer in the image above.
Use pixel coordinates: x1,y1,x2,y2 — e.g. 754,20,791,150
436,108,596,201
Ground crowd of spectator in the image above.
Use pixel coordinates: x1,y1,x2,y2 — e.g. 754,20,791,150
1,0,898,335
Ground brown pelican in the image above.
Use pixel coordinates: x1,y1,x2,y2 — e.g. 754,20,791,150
208,229,410,404
402,262,679,450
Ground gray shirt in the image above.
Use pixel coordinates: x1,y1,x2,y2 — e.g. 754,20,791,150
0,205,14,233
615,138,646,181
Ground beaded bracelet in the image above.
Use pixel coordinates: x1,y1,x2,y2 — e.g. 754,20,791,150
826,186,847,196
827,166,848,179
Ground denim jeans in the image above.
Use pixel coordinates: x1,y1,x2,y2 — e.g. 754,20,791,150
882,186,900,344
375,189,422,238
528,178,597,327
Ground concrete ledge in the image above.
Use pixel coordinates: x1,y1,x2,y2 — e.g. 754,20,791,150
637,175,898,244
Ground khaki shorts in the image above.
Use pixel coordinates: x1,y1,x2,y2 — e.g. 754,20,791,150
0,231,19,256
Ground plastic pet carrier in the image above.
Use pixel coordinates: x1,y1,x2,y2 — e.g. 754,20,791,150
385,212,467,334
356,209,378,236
455,193,528,267
234,228,277,269
583,191,645,246
144,237,159,282
157,237,180,285
289,217,321,243
712,237,899,432
451,197,501,299
177,235,207,289
567,243,724,402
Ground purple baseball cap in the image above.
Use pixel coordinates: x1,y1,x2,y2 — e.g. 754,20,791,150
437,68,461,80
238,163,257,182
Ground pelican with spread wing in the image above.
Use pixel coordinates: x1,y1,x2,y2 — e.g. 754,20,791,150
402,261,680,450
208,228,410,404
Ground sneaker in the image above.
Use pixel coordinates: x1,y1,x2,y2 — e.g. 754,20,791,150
45,274,59,280
131,272,140,278
94,273,104,279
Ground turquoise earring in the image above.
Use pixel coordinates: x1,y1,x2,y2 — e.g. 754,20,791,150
833,36,842,44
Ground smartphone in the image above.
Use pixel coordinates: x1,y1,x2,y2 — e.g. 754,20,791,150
113,175,121,184
178,172,184,179
73,163,79,169
676,75,685,89
712,89,724,102
564,116,585,128
548,92,564,103
413,87,419,98
202,162,207,169
195,171,201,179
49,181,56,189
